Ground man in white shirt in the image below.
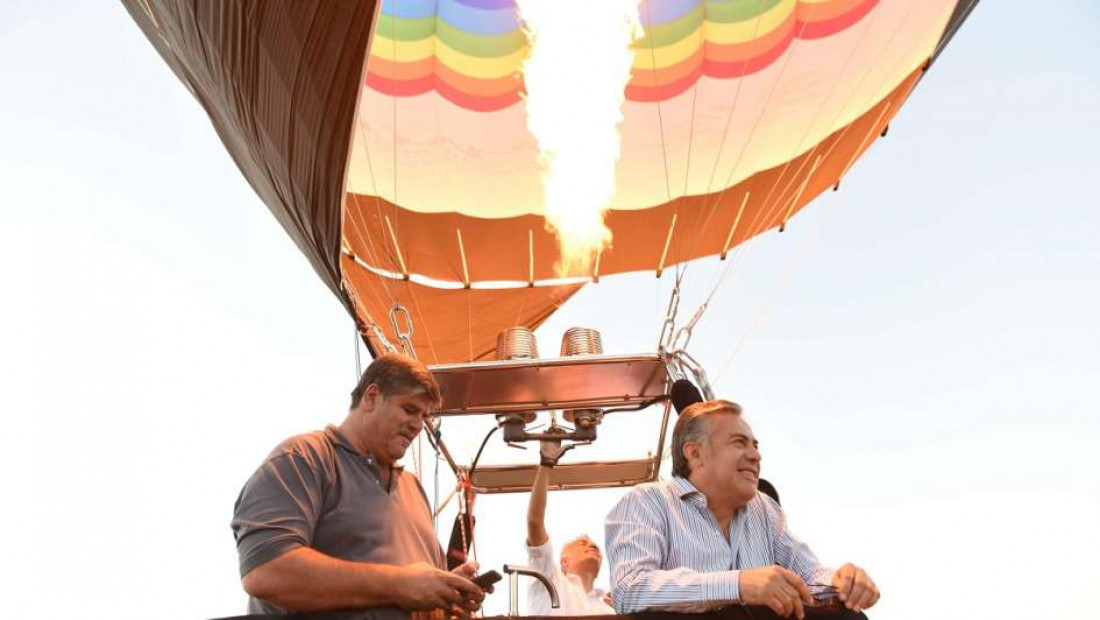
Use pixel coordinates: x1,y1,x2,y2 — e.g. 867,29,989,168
525,441,615,616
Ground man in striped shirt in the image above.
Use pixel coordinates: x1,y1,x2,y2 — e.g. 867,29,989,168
606,400,879,619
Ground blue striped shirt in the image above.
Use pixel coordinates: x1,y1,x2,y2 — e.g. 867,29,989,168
605,476,833,614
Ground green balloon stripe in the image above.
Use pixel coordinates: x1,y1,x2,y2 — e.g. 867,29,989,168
706,0,785,24
374,14,525,59
376,1,791,62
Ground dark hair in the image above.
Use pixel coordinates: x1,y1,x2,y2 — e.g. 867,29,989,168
350,354,442,409
757,478,780,505
671,399,743,478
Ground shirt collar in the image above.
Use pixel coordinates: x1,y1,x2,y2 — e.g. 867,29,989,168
671,475,757,519
325,425,359,453
325,425,404,472
671,475,703,500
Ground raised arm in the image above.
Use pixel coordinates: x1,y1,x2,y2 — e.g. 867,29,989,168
605,490,741,614
527,464,551,546
528,440,573,546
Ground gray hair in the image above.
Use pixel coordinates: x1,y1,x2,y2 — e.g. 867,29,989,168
671,399,743,478
561,534,602,575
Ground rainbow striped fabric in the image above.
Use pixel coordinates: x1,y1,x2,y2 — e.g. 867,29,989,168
365,0,880,111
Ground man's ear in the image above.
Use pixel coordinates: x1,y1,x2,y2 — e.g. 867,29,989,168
683,440,704,470
361,383,381,412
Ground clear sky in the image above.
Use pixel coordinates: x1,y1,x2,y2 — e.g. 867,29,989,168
3,2,1099,619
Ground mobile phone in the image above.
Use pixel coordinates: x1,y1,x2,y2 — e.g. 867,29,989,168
472,569,502,590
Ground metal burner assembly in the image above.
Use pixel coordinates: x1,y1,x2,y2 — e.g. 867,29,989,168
428,326,674,493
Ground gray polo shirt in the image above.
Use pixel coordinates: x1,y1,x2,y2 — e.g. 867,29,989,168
231,426,444,616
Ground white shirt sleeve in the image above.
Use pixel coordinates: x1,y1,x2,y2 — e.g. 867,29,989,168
526,538,562,616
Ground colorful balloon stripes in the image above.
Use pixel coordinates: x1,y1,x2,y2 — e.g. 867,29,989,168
365,0,880,111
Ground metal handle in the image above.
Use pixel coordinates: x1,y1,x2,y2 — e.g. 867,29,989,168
503,564,559,615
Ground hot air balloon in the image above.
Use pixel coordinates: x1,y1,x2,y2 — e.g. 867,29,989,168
123,0,976,365
124,0,977,611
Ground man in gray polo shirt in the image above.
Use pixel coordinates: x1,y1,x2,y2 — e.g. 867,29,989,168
231,354,485,617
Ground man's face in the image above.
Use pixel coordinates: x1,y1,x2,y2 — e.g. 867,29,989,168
560,537,601,581
361,385,433,466
692,413,761,506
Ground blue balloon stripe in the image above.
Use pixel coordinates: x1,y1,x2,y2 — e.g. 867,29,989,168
381,0,520,36
640,0,702,26
380,0,439,20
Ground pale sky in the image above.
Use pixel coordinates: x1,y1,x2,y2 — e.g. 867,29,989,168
3,2,1099,619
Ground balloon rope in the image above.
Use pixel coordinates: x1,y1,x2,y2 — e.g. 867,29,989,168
340,11,405,350
434,446,441,534
674,0,817,295
697,0,767,211
347,132,399,311
348,28,400,312
712,213,825,383
655,0,790,347
402,280,441,364
354,324,362,379
678,0,929,342
466,287,474,362
641,0,674,206
738,5,889,240
725,0,924,247
706,4,941,377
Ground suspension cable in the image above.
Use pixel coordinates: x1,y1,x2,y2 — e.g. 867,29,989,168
665,1,923,352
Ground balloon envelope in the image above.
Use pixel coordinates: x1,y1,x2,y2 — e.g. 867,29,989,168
124,0,977,363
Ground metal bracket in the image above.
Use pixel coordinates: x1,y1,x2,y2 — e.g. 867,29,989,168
657,284,682,354
390,303,417,359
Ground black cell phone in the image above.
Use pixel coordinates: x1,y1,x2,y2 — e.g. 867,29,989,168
472,570,502,590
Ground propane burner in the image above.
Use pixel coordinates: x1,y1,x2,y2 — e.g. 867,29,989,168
496,326,539,361
560,327,605,433
560,327,603,357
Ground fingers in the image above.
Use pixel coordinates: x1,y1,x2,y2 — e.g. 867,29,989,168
765,576,804,619
451,561,479,580
779,567,814,605
766,594,791,618
427,573,483,613
774,576,806,619
832,564,878,612
447,603,471,620
458,595,482,612
447,574,486,603
790,593,805,620
440,587,481,613
848,570,878,612
847,572,867,612
833,563,855,604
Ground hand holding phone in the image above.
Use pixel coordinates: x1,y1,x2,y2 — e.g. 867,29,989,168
472,569,502,591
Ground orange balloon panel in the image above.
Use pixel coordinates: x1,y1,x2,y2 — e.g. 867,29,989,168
342,67,920,286
342,255,582,364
